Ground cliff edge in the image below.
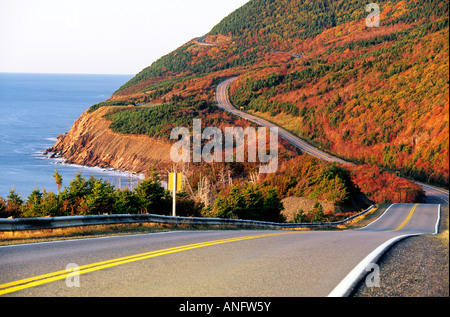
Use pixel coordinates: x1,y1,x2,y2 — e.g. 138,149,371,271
47,106,173,174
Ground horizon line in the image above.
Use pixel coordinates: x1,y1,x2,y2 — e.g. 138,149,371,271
0,71,136,76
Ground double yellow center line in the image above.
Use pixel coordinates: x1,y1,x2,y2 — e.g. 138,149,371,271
385,204,419,233
0,232,292,296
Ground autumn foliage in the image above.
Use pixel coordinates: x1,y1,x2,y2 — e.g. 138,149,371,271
82,0,448,218
106,0,448,189
348,164,425,203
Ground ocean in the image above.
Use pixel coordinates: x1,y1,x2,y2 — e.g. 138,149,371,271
0,73,136,200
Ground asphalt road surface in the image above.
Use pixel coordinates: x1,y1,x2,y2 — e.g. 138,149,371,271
0,203,441,297
0,79,446,298
216,77,350,165
216,77,449,204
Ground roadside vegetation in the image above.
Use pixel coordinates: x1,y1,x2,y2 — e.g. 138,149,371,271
0,170,194,219
108,0,448,188
1,0,440,227
0,152,424,224
0,168,284,221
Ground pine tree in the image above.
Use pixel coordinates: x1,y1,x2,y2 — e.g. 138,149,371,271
311,202,325,223
41,190,61,217
24,188,43,218
6,189,23,218
53,168,63,194
114,188,141,214
135,171,170,215
80,179,115,215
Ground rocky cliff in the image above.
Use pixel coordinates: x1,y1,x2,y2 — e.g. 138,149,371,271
47,107,173,174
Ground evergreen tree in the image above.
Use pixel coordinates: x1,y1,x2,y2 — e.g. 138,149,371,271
261,187,285,223
114,188,141,214
77,178,115,215
135,171,170,215
53,168,63,194
311,202,325,223
23,188,43,218
214,182,284,222
292,209,306,224
60,172,89,214
6,189,23,218
41,190,61,217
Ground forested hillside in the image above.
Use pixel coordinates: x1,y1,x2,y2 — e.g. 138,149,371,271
5,0,446,223
106,0,448,187
226,0,449,185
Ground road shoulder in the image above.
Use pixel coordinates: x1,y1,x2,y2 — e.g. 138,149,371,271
353,204,449,297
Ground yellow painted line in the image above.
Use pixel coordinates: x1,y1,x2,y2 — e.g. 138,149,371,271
385,204,419,233
0,232,292,296
0,238,234,290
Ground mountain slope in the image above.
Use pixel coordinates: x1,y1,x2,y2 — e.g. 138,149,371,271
229,9,449,185
64,0,449,187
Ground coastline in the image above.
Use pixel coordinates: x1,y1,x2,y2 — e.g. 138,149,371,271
0,73,139,199
46,149,168,189
42,149,145,181
44,106,173,176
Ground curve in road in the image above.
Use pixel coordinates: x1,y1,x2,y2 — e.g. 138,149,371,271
0,203,441,297
216,77,449,203
195,35,218,47
216,77,350,165
0,76,447,299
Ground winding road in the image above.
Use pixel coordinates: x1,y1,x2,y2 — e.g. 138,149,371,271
217,77,353,165
0,203,441,297
216,77,449,204
0,80,447,299
195,35,218,47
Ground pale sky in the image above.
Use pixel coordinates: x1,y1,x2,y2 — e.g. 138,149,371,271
0,0,250,75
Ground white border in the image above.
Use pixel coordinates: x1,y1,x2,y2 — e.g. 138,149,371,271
327,233,422,297
328,204,442,297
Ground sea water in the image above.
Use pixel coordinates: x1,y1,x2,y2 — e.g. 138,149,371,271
0,73,137,200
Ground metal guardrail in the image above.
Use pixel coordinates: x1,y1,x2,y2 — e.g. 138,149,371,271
0,206,375,232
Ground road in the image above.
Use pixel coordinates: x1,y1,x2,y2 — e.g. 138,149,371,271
270,49,306,59
419,182,449,204
216,77,450,204
216,77,350,165
0,203,441,297
0,79,447,298
195,35,218,47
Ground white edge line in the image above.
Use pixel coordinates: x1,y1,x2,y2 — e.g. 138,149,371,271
329,203,443,297
327,233,422,297
352,203,396,231
435,204,441,235
0,231,181,249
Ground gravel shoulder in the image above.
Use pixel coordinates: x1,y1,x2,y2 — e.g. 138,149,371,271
353,204,449,297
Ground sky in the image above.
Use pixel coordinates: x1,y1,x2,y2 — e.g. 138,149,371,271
0,0,250,75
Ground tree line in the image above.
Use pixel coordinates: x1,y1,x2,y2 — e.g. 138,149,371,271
0,169,286,223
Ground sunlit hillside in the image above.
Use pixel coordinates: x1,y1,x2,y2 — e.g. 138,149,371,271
103,0,448,186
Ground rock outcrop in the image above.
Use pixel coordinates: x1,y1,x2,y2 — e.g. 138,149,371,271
47,107,173,174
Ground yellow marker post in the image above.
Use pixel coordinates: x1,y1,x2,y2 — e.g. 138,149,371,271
168,173,182,217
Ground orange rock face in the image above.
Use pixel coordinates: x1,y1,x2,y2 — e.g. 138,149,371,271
47,107,173,174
